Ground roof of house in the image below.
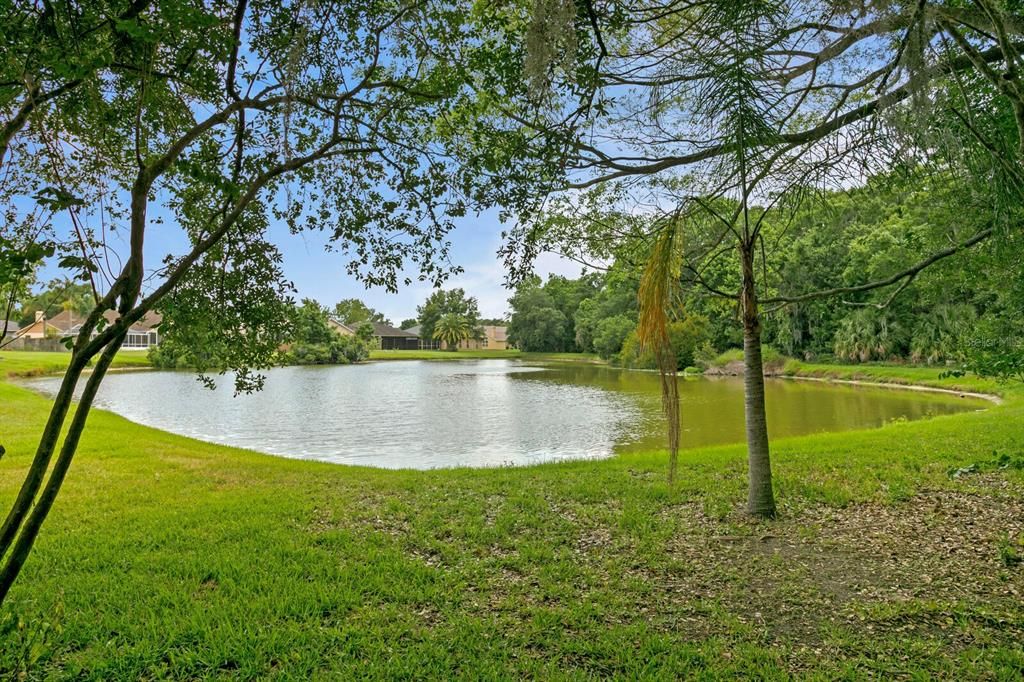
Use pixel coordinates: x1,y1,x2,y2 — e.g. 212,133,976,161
40,309,162,334
41,310,82,332
333,319,418,338
405,324,423,337
366,321,418,338
1,320,19,334
102,309,162,333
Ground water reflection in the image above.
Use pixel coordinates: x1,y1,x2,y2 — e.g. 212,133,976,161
26,359,982,469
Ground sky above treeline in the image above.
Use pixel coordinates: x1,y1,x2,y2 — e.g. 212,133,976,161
37,204,581,324
267,208,582,323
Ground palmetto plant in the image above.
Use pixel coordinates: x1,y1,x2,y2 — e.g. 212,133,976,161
834,308,909,363
433,313,472,351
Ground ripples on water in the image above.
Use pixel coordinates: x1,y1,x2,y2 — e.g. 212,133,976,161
25,359,980,469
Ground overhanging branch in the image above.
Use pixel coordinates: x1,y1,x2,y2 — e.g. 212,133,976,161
760,227,993,310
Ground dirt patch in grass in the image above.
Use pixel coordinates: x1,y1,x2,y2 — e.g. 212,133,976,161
644,480,1024,652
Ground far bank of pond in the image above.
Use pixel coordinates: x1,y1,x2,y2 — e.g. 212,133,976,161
25,359,986,469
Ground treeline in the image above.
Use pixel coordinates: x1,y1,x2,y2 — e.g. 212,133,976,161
150,286,503,369
508,171,1022,371
150,299,374,370
507,271,709,369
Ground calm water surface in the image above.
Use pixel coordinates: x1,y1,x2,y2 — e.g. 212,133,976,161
27,360,983,469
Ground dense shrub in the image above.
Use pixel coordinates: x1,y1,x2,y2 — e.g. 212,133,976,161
908,304,975,364
833,308,909,362
592,315,635,360
148,336,230,370
284,299,372,365
618,314,709,370
287,334,370,365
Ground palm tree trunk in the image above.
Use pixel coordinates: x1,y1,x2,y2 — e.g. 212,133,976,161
740,243,776,518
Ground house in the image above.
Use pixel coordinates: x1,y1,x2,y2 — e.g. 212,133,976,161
461,325,509,351
105,310,162,350
14,311,68,339
404,324,439,350
15,310,162,350
404,323,509,351
331,319,420,350
0,320,20,338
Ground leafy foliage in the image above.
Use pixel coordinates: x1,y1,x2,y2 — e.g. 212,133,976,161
416,289,482,342
621,314,709,371
507,273,601,352
0,0,530,602
432,313,473,351
333,299,388,327
285,300,370,366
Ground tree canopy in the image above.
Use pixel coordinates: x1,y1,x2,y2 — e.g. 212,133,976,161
0,0,536,605
416,288,482,341
332,299,388,327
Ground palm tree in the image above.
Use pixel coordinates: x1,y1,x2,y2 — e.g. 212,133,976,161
433,313,471,351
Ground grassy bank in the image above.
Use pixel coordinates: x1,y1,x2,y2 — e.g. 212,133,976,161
368,349,602,363
0,350,152,379
781,359,1003,395
1,354,1022,678
2,348,600,377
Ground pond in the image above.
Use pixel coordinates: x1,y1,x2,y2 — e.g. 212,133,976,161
27,360,984,469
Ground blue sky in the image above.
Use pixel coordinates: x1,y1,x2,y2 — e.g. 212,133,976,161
52,203,581,325
264,208,581,323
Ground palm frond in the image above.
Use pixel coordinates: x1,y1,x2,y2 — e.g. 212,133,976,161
637,212,686,484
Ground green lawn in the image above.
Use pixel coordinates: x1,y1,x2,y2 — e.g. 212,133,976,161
781,359,1002,394
368,349,602,363
0,350,152,379
1,353,1022,678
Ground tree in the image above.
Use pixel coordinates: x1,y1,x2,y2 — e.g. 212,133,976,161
0,238,50,346
507,277,567,352
497,0,1023,515
573,268,638,353
15,280,96,325
285,299,370,366
0,0,501,605
509,302,568,352
592,315,633,360
416,288,482,342
399,318,418,330
961,234,1024,383
333,298,388,327
507,273,601,351
620,314,709,370
433,313,472,351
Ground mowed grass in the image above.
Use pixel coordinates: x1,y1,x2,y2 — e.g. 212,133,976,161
0,353,1022,678
0,350,152,379
781,359,1005,395
368,349,602,363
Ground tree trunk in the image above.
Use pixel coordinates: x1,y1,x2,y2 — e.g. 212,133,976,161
0,334,125,603
740,244,776,518
0,352,92,558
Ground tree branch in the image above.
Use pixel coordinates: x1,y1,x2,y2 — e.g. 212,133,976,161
760,227,993,308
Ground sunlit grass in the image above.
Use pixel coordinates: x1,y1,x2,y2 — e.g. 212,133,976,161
0,350,152,378
782,359,1006,396
368,349,602,363
0,353,1021,677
